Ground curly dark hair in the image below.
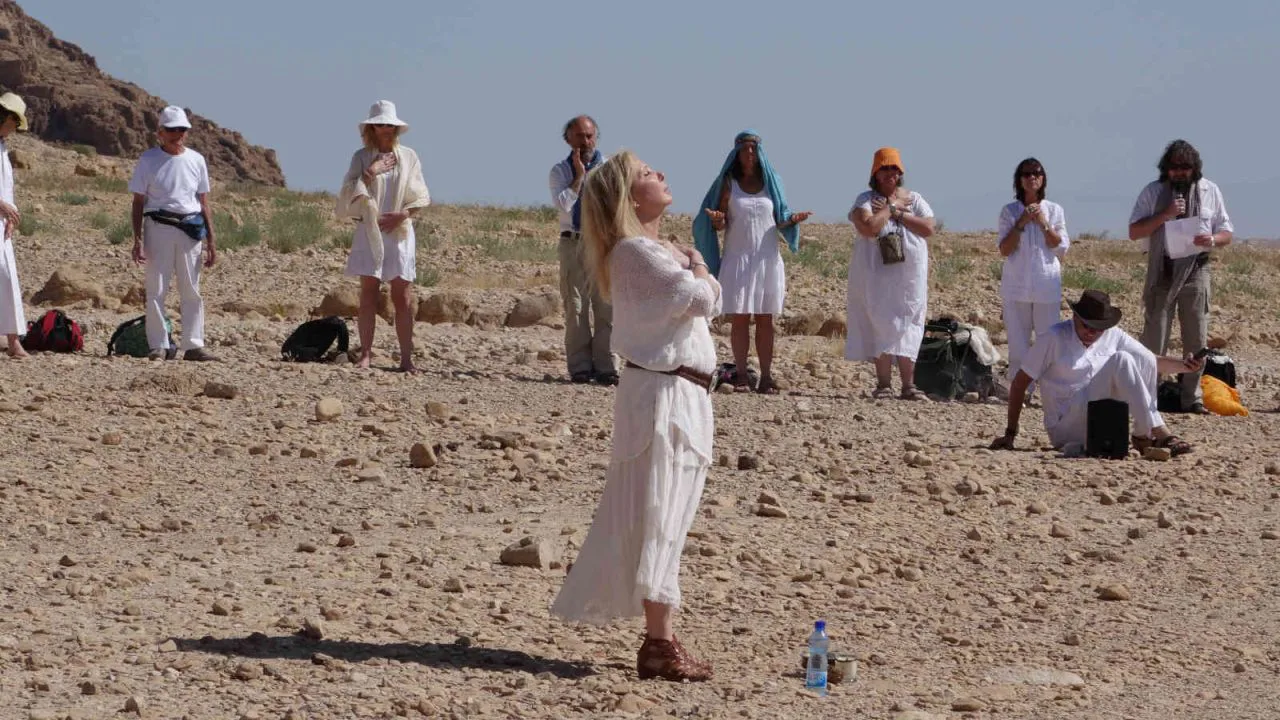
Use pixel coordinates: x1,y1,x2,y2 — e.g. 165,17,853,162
1157,139,1202,184
1013,158,1046,202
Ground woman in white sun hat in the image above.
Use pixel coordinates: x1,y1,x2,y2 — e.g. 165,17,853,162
336,100,432,372
0,92,29,358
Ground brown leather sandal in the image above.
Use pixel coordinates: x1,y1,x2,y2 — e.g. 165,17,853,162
636,634,713,682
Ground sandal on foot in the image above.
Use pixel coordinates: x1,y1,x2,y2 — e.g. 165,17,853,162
872,385,894,400
756,376,780,395
637,635,713,682
900,385,931,401
1186,402,1211,415
1153,434,1193,456
1131,435,1153,454
730,371,752,393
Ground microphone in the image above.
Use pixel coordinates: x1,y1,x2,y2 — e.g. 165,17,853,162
1172,181,1191,219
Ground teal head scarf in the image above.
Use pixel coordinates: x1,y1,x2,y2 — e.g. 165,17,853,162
692,130,798,276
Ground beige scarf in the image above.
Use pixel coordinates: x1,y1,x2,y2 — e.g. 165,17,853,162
336,146,431,271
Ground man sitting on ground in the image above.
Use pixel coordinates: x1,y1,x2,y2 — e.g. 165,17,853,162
991,289,1201,456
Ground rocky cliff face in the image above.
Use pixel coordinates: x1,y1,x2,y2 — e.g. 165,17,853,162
0,0,285,186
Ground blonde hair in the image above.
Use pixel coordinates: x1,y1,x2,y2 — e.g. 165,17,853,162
580,150,647,300
361,124,402,150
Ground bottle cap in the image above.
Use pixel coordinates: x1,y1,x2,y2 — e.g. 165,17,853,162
814,620,825,632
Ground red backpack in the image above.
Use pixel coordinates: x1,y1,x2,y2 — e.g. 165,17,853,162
21,310,85,353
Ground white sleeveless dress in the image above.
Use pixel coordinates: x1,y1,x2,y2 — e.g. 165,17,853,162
718,180,785,315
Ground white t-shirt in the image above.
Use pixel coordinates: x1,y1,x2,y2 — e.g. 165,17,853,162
1019,319,1152,431
997,199,1069,304
128,147,211,214
1128,178,1232,254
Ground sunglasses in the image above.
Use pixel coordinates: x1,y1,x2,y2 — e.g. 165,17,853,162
372,123,397,129
1019,170,1044,178
1169,163,1194,171
162,126,189,134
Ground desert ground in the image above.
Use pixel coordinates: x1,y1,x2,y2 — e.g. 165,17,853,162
2,136,1278,720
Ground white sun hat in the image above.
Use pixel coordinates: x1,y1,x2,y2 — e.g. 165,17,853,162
0,92,29,131
359,100,408,132
158,105,192,129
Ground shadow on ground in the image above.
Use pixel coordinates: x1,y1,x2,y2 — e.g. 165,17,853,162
175,633,596,679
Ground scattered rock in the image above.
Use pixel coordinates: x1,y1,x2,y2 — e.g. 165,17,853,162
1049,522,1074,538
232,661,263,681
418,292,472,324
443,577,465,593
409,442,438,469
31,266,107,307
1097,584,1131,601
315,398,343,422
203,381,238,400
951,698,986,712
1143,446,1172,461
314,286,360,317
755,504,789,518
499,536,558,569
300,617,325,640
505,289,561,328
737,454,760,471
211,600,231,616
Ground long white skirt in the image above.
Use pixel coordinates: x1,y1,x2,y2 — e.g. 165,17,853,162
0,233,26,336
344,222,416,282
552,368,713,623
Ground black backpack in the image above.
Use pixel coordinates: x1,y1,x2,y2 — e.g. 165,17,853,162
1203,351,1236,388
914,320,970,399
281,316,349,362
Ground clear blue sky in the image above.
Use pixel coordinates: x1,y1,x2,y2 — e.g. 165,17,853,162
22,0,1280,238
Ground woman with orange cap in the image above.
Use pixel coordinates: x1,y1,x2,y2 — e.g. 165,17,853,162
846,148,936,399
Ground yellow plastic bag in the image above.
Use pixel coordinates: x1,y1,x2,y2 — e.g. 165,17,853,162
1201,374,1248,417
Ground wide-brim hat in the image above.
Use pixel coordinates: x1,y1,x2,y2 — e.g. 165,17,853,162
871,147,904,177
158,105,192,129
359,100,408,133
1070,289,1122,330
0,92,29,131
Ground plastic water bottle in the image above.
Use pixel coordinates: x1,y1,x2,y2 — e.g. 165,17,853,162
805,619,829,696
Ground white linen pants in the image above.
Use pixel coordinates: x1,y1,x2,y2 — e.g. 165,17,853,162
144,220,205,351
1003,300,1060,383
1046,350,1162,448
0,233,25,336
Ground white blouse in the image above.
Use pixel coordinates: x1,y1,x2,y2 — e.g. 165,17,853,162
608,237,721,374
997,199,1069,304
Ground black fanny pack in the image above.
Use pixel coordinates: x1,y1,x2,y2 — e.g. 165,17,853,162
145,209,207,241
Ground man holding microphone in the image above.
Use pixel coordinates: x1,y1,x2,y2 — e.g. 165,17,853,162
1128,139,1233,414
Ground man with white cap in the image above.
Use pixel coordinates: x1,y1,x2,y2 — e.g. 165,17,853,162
0,92,29,358
129,105,218,361
991,289,1201,456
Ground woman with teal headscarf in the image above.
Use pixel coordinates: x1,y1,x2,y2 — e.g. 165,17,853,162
692,130,811,394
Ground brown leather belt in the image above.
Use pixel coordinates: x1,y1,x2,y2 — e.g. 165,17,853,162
624,361,717,393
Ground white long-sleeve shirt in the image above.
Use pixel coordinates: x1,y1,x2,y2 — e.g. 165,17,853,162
549,158,581,233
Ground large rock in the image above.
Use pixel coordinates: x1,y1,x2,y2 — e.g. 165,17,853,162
782,309,826,336
499,536,558,569
314,287,360,318
818,314,848,338
505,289,561,328
417,292,472,324
0,3,284,185
30,267,106,307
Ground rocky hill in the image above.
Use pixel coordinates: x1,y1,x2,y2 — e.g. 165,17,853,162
0,0,284,186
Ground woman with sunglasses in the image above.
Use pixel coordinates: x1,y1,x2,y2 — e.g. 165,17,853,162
336,100,431,372
846,147,936,400
693,130,811,394
997,158,1069,398
0,93,28,358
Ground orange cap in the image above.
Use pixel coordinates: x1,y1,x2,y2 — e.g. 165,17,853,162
870,147,904,177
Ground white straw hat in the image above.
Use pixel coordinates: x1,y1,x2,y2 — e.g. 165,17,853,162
0,92,29,131
158,105,192,129
359,100,408,133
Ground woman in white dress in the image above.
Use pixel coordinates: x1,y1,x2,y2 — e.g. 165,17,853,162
0,93,28,359
552,150,721,683
846,147,937,399
336,100,431,372
693,131,810,394
997,157,1069,395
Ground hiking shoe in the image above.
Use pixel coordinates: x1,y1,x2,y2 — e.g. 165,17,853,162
595,372,620,386
570,371,593,384
182,348,219,362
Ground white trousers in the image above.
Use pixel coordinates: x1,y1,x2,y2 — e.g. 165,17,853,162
1003,299,1061,383
1047,350,1163,448
0,233,24,336
144,220,205,351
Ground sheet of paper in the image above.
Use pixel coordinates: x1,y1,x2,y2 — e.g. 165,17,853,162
1162,217,1203,260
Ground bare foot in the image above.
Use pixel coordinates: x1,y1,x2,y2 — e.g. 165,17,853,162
355,354,373,369
7,347,29,359
398,363,419,375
